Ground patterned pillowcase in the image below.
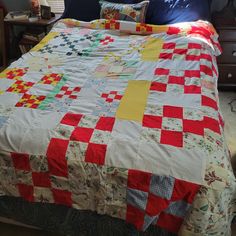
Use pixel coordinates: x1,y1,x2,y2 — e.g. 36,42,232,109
100,1,149,23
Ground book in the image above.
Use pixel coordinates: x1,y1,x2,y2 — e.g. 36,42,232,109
22,30,45,42
5,11,30,20
19,38,37,54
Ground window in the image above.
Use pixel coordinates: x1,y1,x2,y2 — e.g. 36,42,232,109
47,0,65,14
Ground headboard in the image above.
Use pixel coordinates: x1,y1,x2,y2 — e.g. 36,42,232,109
61,0,221,24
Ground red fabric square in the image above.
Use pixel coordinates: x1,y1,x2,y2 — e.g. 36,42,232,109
85,143,107,165
188,43,202,49
157,212,183,233
69,95,77,99
160,130,183,147
154,68,169,76
150,82,167,92
73,87,81,92
101,93,108,98
168,76,185,85
55,94,63,98
52,188,72,207
163,43,176,49
65,90,72,95
167,27,180,35
61,113,83,126
11,153,31,171
32,172,51,188
128,170,151,192
146,193,169,216
173,49,188,55
171,179,200,203
201,53,212,62
202,95,218,110
159,53,173,60
184,85,201,94
17,184,34,202
200,65,213,76
126,204,145,230
31,104,38,109
61,86,68,91
203,116,221,134
143,115,162,129
163,106,183,119
106,98,113,103
46,138,69,177
95,117,115,131
114,94,122,100
70,127,94,142
184,70,200,78
183,119,204,136
186,55,201,61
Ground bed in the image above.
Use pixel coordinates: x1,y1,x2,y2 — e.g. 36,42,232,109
0,1,235,235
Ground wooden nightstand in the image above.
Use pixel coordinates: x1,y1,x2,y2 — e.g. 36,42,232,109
212,4,236,90
4,14,61,64
0,7,7,72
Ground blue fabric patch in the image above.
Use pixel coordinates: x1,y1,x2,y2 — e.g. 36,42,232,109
127,188,148,211
149,175,175,200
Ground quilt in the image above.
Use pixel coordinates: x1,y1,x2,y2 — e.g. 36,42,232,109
0,18,235,235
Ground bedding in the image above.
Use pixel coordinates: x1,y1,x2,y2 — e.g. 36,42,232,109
100,1,149,23
0,18,235,235
145,0,212,25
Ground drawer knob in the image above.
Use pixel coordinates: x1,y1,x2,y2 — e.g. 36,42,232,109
227,73,233,78
233,51,236,56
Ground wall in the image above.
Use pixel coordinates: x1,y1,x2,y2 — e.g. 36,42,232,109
211,0,228,12
1,0,30,11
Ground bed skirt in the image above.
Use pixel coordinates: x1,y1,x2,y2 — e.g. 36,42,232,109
0,196,175,236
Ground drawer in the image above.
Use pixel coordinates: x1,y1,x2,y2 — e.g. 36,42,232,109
218,65,236,85
217,42,236,64
218,29,236,41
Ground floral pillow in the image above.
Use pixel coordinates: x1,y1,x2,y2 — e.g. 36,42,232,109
100,1,149,23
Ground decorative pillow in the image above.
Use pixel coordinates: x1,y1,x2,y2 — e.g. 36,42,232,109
100,1,149,23
145,0,211,25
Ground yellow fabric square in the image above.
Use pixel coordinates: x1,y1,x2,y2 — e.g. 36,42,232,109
141,37,164,61
116,80,151,122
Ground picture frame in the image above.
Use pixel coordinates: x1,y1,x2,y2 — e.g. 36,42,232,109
41,5,51,19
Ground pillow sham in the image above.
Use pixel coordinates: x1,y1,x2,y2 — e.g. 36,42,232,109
100,1,149,23
145,0,211,25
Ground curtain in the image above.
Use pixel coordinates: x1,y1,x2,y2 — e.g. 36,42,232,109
47,0,64,13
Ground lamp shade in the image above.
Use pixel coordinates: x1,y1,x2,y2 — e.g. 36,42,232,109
39,0,49,6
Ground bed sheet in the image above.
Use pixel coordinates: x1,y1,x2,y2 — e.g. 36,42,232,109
0,18,235,235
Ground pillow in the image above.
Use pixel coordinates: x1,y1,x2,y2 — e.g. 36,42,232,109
62,0,101,21
100,1,149,23
145,0,212,25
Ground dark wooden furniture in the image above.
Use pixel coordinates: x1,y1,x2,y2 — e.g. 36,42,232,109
4,14,61,34
0,7,7,72
212,3,236,89
4,14,61,65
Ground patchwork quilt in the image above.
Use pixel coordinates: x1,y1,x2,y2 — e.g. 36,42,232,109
0,19,235,235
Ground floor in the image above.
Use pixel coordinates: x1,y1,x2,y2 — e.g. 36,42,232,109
0,91,235,236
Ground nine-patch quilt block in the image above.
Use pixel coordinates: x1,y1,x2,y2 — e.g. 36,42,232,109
0,19,235,235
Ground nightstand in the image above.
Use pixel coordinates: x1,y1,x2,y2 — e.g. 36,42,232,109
4,14,61,65
0,7,7,72
212,6,236,90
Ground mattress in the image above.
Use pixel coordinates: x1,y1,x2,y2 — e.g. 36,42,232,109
0,18,235,235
